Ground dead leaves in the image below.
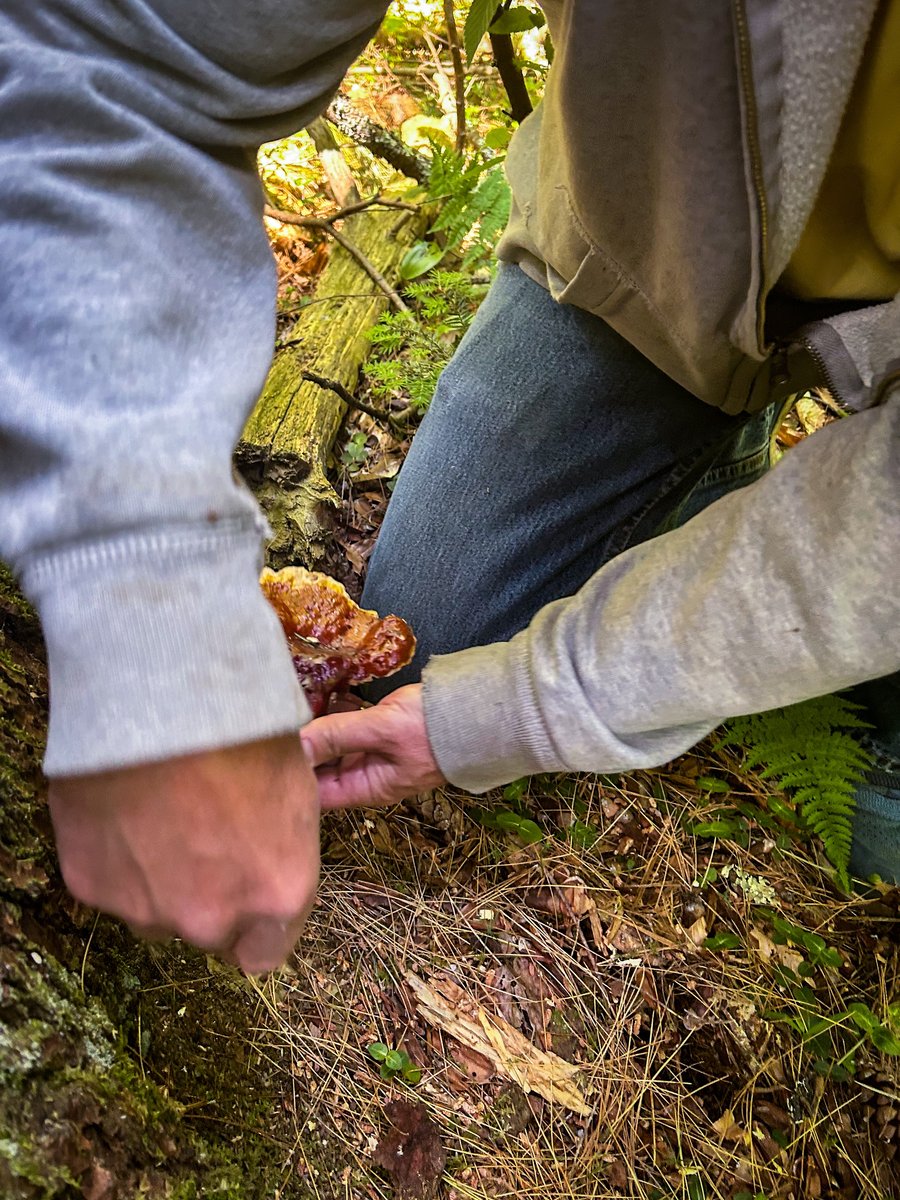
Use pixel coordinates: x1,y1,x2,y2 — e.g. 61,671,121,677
373,1101,446,1200
406,972,592,1116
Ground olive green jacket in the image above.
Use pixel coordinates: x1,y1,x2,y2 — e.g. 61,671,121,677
423,1,900,791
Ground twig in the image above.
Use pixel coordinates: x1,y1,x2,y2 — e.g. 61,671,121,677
325,224,411,313
348,62,497,77
443,0,468,152
276,292,381,315
300,370,409,432
266,193,417,229
264,199,412,313
489,29,533,123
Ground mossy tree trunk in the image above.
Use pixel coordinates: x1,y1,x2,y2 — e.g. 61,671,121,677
0,565,304,1198
236,198,426,568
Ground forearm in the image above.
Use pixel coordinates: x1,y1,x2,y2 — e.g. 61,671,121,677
0,0,388,774
423,394,900,791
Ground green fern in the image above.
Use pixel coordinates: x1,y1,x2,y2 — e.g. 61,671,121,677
721,695,873,887
366,271,485,412
365,142,509,412
426,142,511,268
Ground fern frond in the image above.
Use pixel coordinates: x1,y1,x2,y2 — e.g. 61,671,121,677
365,271,484,412
722,695,873,884
426,148,510,267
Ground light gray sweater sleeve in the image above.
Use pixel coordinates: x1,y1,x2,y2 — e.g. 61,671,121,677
422,392,900,792
0,0,388,775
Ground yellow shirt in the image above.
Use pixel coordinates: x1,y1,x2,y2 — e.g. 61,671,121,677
780,0,900,302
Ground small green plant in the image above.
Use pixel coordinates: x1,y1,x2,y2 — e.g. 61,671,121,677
762,911,842,973
418,141,511,270
473,806,543,845
340,430,369,470
721,694,873,888
367,270,484,412
472,777,544,844
765,987,900,1080
366,1042,422,1084
752,911,900,1078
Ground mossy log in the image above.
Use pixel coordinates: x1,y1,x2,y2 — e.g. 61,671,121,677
237,198,426,568
0,564,307,1198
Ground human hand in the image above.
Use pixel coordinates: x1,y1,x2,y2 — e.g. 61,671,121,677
301,684,445,809
48,735,319,974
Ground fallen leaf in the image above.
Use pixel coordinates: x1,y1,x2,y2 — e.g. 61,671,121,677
750,926,804,972
448,1042,495,1085
522,883,595,922
795,393,829,434
686,914,709,947
406,972,592,1116
712,1108,745,1142
373,1101,446,1200
605,1159,629,1191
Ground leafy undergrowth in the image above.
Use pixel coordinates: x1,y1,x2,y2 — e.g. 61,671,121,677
248,756,900,1200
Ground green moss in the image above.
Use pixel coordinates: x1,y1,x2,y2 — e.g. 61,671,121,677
0,1136,78,1193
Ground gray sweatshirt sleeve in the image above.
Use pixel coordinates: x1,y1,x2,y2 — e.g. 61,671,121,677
422,391,900,792
0,0,388,776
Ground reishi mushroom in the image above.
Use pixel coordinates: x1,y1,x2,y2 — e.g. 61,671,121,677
260,566,416,716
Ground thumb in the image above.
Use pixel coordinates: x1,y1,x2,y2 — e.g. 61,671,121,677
300,708,389,768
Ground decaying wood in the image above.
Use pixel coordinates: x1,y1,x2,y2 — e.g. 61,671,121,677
237,195,426,567
326,94,430,184
406,972,593,1116
308,116,360,207
265,200,412,314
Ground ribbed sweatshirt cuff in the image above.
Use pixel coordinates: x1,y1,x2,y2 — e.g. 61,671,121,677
20,524,310,777
421,637,557,794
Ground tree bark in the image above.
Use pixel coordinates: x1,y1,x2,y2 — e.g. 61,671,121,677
443,0,468,152
0,565,301,1197
326,94,430,184
236,199,426,567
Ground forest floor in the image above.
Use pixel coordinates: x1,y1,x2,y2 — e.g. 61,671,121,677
242,40,900,1196
232,379,899,1200
3,17,897,1199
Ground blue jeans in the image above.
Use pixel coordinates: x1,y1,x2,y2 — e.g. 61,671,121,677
363,263,898,879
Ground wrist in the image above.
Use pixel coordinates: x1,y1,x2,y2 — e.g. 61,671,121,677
22,526,310,776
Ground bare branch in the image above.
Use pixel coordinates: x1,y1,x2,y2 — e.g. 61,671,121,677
264,201,413,313
325,94,430,184
265,193,417,229
325,223,411,314
443,0,468,152
300,370,407,432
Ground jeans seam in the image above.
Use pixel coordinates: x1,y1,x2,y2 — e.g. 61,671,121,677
604,451,707,560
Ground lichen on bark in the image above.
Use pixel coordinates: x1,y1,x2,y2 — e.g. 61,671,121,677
0,563,307,1198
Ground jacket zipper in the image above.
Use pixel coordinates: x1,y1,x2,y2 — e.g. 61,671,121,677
797,337,842,404
733,0,769,355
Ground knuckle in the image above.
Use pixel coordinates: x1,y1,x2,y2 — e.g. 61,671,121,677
58,862,99,909
176,909,234,950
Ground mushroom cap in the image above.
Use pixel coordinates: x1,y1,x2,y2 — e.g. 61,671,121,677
260,566,416,715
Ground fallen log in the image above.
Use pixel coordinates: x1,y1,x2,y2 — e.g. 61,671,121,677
237,193,426,567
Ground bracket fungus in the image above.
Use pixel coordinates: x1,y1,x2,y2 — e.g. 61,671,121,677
260,566,416,716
